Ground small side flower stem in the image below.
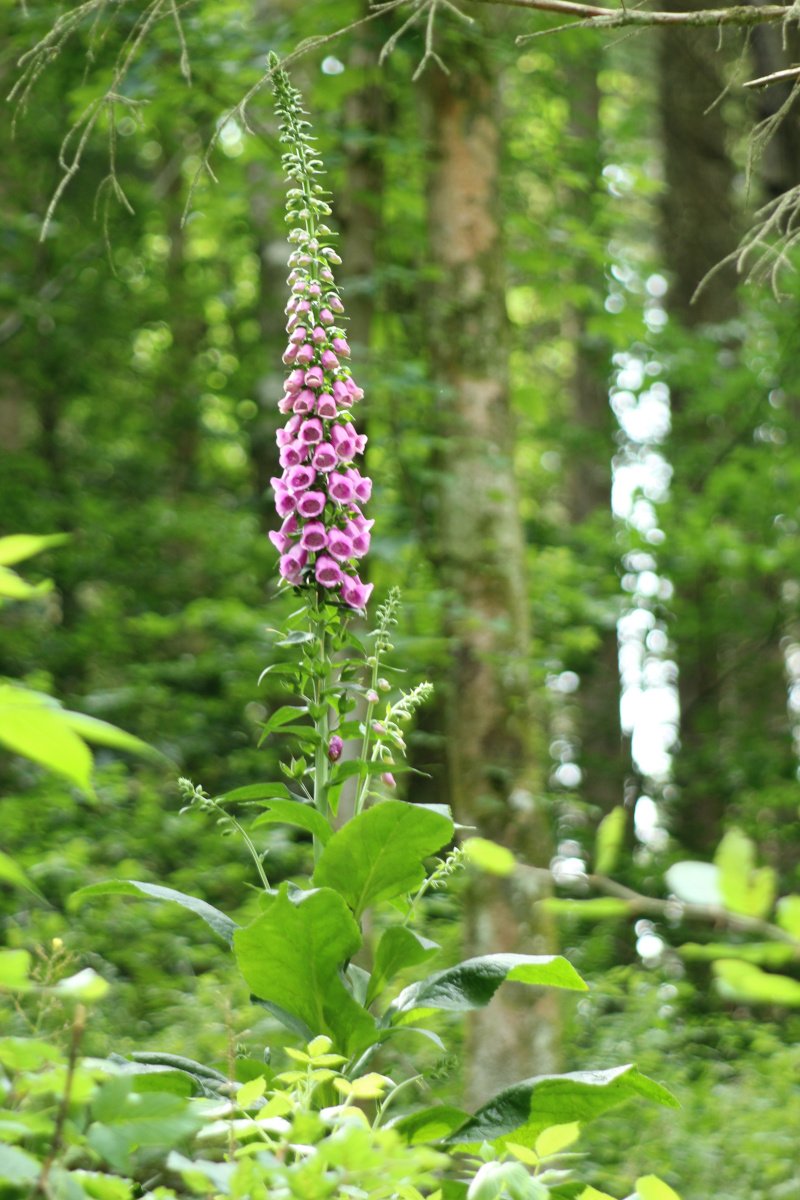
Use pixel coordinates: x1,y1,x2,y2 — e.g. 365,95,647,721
354,651,381,816
230,814,272,893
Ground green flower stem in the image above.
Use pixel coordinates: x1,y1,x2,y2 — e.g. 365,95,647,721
312,602,330,863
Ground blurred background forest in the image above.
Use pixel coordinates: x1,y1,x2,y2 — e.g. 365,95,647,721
2,0,800,1196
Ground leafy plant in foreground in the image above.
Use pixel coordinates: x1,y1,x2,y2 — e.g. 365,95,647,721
2,62,680,1200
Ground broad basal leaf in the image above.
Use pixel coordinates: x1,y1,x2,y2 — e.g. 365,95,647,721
390,953,586,1023
313,800,453,918
71,881,237,946
234,885,376,1056
441,1064,677,1148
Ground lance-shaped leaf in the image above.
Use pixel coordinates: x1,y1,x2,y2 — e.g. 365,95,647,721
0,533,69,567
234,885,377,1056
251,799,332,845
390,953,586,1023
70,881,237,946
312,800,453,918
441,1064,677,1148
366,926,439,1007
62,710,160,761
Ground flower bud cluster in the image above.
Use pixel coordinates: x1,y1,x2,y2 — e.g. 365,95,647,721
269,66,373,611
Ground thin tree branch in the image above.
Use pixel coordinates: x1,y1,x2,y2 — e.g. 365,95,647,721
744,64,800,88
469,0,800,35
585,872,800,948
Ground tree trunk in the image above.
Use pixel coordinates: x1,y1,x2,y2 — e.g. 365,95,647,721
660,7,795,854
423,42,559,1107
562,47,627,822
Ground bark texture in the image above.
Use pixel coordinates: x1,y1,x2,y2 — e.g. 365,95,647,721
423,43,559,1107
660,7,795,853
562,48,627,820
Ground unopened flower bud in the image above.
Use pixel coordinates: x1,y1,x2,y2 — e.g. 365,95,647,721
381,772,396,789
378,678,390,692
328,735,344,762
366,689,379,704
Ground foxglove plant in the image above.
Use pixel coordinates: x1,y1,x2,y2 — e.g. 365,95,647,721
269,63,373,613
71,59,680,1200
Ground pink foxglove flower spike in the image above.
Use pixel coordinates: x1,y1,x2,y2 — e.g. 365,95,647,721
270,63,374,612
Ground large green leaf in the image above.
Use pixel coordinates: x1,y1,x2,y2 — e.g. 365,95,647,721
70,881,237,946
312,800,453,918
441,1065,677,1147
367,926,439,1007
234,885,377,1056
0,685,93,791
251,799,332,845
390,954,586,1022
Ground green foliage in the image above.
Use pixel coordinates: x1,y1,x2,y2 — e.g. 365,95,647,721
5,4,797,1195
546,827,800,1011
0,54,681,1198
234,884,376,1053
312,800,453,918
